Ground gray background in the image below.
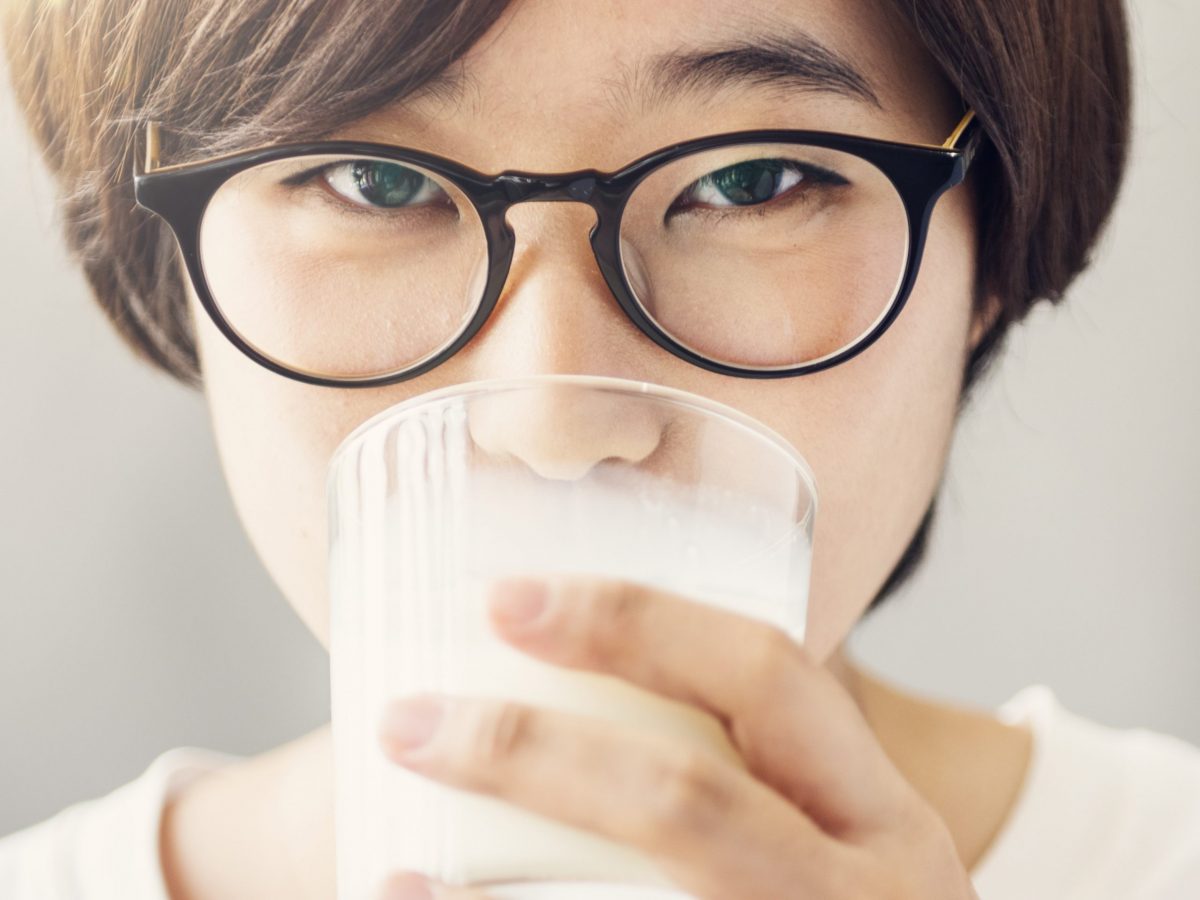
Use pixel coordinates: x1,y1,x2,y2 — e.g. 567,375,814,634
1,0,1197,836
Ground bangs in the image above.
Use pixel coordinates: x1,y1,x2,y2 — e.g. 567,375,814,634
137,0,515,163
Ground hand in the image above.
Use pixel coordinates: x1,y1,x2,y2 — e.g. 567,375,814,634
374,576,979,900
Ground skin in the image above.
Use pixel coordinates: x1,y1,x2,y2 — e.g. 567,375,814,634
160,0,1033,897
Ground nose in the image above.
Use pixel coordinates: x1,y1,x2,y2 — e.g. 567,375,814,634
462,202,667,480
467,380,664,480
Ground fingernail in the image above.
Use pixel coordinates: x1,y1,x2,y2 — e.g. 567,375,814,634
490,577,551,627
377,872,434,900
380,695,445,756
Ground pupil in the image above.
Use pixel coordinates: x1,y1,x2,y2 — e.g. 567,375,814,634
713,160,785,205
351,161,422,207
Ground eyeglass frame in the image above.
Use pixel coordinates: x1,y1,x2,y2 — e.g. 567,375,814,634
132,109,984,389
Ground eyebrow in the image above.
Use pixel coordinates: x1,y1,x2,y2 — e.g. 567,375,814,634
606,30,883,115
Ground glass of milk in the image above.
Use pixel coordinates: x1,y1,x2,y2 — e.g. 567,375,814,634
327,374,816,900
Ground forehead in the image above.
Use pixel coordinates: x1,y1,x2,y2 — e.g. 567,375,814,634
335,0,955,169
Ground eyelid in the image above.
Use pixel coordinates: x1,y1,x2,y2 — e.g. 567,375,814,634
299,164,385,216
670,157,849,216
277,159,452,219
277,161,332,187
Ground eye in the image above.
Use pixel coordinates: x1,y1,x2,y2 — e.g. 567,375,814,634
670,158,848,213
322,160,449,209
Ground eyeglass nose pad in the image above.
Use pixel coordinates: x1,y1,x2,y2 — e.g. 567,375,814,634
619,236,653,312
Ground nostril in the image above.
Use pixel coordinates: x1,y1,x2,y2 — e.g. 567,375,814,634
523,454,601,481
466,385,665,482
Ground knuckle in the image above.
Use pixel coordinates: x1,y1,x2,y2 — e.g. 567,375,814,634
462,700,533,771
748,624,805,693
579,577,643,665
642,747,733,843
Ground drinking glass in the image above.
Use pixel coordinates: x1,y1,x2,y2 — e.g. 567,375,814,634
327,374,817,899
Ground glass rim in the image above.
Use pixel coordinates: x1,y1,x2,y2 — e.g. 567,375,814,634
326,373,818,515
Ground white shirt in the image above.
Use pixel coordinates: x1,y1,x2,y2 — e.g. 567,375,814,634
970,685,1200,898
2,684,1198,899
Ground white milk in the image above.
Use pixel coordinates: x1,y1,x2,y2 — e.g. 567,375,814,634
330,412,811,900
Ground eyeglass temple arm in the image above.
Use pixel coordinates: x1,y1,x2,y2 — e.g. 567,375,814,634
942,108,983,170
137,110,982,179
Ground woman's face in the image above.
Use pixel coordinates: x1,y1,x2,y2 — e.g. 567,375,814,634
189,0,989,663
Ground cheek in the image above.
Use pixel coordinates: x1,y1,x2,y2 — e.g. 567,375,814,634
774,202,976,661
191,290,420,648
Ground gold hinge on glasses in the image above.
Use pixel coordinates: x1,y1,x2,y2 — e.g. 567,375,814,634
145,122,161,173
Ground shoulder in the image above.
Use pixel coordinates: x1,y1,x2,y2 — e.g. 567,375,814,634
1065,696,1200,888
0,746,239,900
974,684,1200,899
1011,683,1200,809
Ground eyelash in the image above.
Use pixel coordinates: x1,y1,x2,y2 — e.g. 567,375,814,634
668,160,850,222
277,157,851,223
279,164,450,222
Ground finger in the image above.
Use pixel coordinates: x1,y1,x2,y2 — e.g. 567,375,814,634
376,871,493,899
377,693,859,898
486,575,911,836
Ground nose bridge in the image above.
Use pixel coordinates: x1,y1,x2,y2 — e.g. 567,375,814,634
456,175,668,482
474,197,623,375
492,172,608,288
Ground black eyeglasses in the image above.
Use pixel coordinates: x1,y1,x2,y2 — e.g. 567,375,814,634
132,110,983,388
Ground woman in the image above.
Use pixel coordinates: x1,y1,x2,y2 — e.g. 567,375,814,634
2,0,1197,897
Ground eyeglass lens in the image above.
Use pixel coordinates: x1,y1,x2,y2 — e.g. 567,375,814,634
197,144,909,380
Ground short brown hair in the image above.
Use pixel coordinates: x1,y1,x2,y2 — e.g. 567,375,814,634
2,0,515,382
2,0,1132,612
